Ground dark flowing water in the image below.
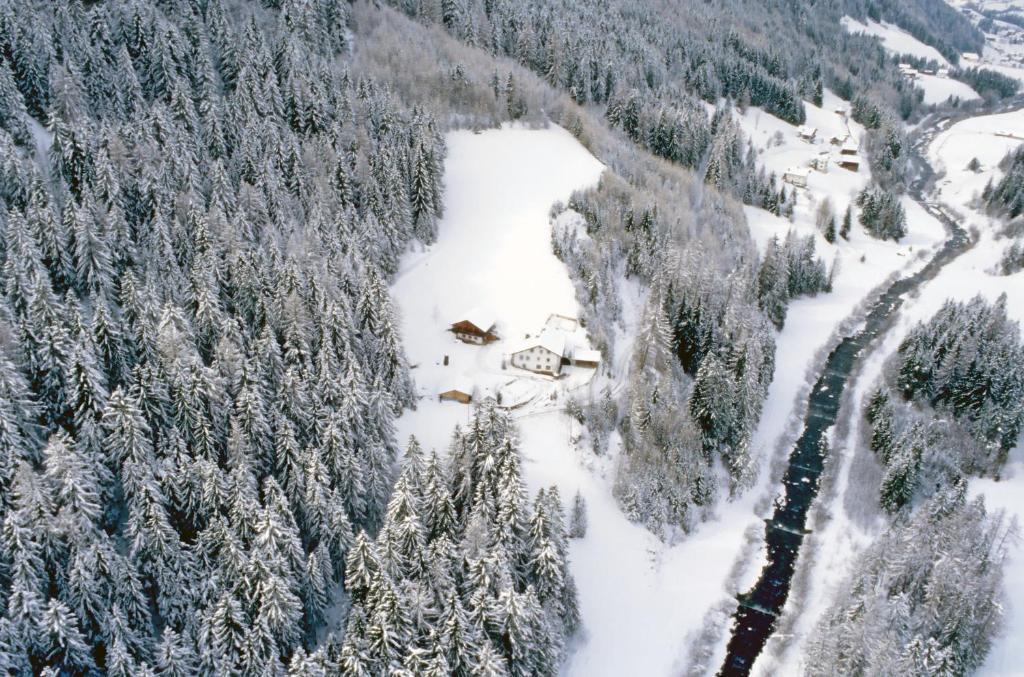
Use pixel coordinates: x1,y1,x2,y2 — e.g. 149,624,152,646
716,116,975,676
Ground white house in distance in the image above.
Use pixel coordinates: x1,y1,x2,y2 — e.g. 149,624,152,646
783,166,811,188
510,329,566,376
797,125,817,141
450,309,498,344
837,155,861,171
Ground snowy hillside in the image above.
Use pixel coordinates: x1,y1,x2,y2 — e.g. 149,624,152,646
841,15,951,64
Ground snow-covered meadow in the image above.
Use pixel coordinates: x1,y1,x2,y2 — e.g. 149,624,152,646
840,15,981,105
841,16,950,64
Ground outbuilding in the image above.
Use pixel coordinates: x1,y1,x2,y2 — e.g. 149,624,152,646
837,155,861,171
797,125,817,141
438,381,474,404
840,139,859,156
570,348,602,369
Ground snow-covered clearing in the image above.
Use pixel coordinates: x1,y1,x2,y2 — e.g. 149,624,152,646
841,16,950,65
767,105,1024,675
916,73,981,104
390,124,749,677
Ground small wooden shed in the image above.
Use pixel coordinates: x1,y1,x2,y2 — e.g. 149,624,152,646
439,383,473,404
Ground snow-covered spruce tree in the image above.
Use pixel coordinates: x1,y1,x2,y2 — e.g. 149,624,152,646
341,403,579,675
0,0,446,672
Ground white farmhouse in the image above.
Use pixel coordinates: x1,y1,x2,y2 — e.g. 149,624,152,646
783,167,811,188
510,330,566,376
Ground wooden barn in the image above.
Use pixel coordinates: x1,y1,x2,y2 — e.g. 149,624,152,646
450,309,498,344
840,139,860,156
439,381,473,404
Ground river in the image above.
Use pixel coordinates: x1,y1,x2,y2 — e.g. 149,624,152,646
714,99,997,676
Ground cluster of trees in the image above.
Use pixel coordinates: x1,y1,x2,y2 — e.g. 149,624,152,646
339,404,580,676
847,0,984,63
0,0,449,673
806,483,1009,676
604,95,780,210
810,294,1020,672
984,146,1024,218
555,179,776,534
756,232,832,329
857,187,907,240
894,295,1024,462
999,240,1024,275
394,0,809,123
863,295,1024,513
954,66,1020,100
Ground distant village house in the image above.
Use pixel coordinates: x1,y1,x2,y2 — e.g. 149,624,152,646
840,139,859,156
798,125,817,141
450,310,498,344
783,167,811,188
837,156,861,171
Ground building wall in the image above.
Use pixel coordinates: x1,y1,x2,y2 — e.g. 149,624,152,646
511,346,562,374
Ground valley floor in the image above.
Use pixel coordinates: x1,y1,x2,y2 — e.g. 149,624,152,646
389,114,970,675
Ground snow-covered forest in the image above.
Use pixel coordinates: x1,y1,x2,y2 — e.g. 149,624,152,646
1,0,1023,675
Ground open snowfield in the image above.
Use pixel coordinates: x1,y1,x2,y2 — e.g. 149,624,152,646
916,72,981,104
841,16,950,64
765,105,1024,675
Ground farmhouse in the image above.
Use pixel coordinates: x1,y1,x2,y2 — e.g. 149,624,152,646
797,125,817,141
510,330,566,376
840,139,859,156
830,132,850,146
450,309,498,344
898,63,918,79
811,152,830,173
837,155,861,171
783,167,811,188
